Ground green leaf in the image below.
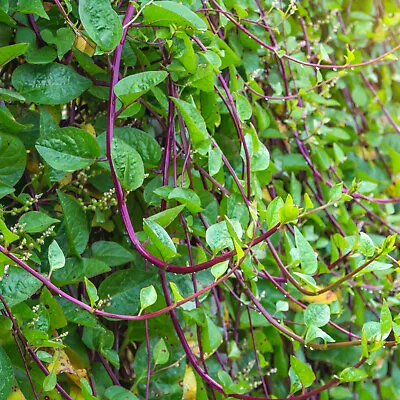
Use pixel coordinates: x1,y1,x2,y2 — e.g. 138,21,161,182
112,137,144,191
168,187,203,213
293,272,319,291
340,367,368,382
266,197,284,228
98,268,157,316
147,205,185,228
59,297,98,328
217,370,244,395
289,365,302,394
0,219,19,245
0,133,26,186
39,287,67,329
139,285,157,315
114,71,168,104
201,315,222,353
41,27,75,59
143,1,207,31
79,0,123,51
235,93,252,121
0,88,25,102
133,338,185,398
12,63,91,105
85,277,99,308
290,356,315,388
0,266,42,308
0,347,13,399
153,338,169,365
278,204,299,224
143,219,177,261
0,184,14,200
52,257,110,285
208,147,223,176
328,183,343,202
57,190,89,255
176,31,197,74
362,321,382,342
43,371,57,392
80,378,97,400
250,141,270,172
17,0,48,19
170,281,184,303
304,193,314,209
380,300,392,340
36,127,100,172
91,241,134,267
48,240,65,271
36,350,53,363
0,105,27,133
304,304,330,328
104,386,138,400
359,232,375,257
305,326,335,343
377,234,397,256
294,226,318,275
206,220,243,253
0,42,29,66
276,300,289,313
0,316,12,338
171,98,210,154
112,127,162,167
18,211,59,233
211,260,229,280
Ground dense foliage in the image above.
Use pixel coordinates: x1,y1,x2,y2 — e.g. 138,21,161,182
0,0,400,399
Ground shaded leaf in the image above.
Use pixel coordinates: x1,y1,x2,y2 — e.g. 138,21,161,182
172,98,210,154
0,347,13,399
36,127,100,172
153,338,169,365
340,367,368,382
91,241,134,267
0,133,26,187
143,1,207,31
0,43,29,66
294,226,318,275
304,303,330,328
19,211,59,234
139,285,157,315
114,71,168,104
0,266,42,308
143,219,177,261
79,0,123,51
48,240,65,271
168,187,203,213
206,220,243,253
57,190,89,255
12,63,91,104
290,356,315,388
112,137,144,191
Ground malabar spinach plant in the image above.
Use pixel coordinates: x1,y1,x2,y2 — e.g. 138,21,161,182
0,0,400,399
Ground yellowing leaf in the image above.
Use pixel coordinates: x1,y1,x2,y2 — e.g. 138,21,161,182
182,365,197,400
48,349,87,387
7,389,27,400
74,34,96,57
58,173,73,187
80,123,96,137
301,288,338,304
69,385,85,400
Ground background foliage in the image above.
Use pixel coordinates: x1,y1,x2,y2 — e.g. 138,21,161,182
0,0,400,399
